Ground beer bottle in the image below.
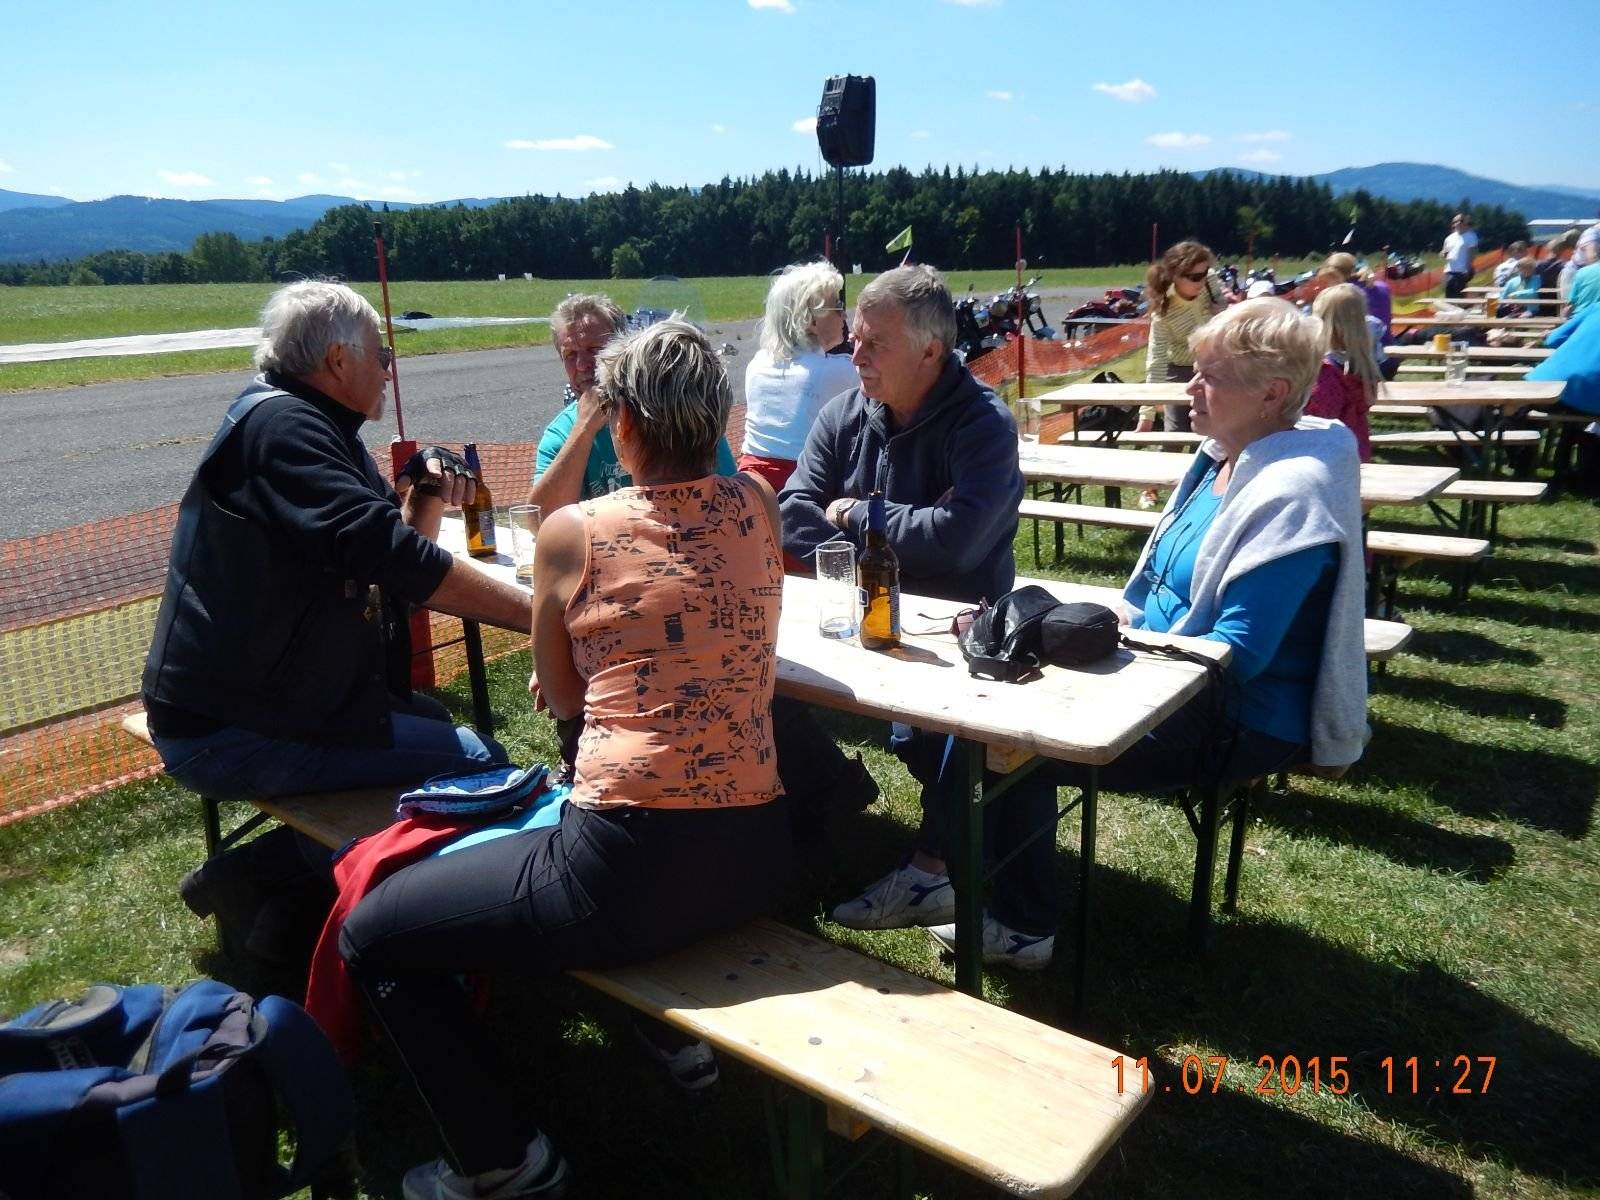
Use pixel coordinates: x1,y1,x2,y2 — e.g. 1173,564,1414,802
857,491,901,651
462,443,498,560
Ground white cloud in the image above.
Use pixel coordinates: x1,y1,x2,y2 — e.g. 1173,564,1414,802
334,177,374,195
379,185,419,198
0,158,14,173
986,90,1013,102
1092,78,1155,103
1235,130,1291,143
1238,148,1282,165
245,175,273,186
328,161,351,173
388,169,423,181
504,134,614,151
585,176,623,191
157,169,213,187
1146,131,1211,149
909,130,930,139
710,123,729,135
792,116,817,133
298,172,325,187
748,0,794,11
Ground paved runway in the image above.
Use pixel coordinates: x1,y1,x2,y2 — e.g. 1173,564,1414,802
5,285,1104,540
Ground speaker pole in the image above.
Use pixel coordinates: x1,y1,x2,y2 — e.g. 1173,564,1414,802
835,163,847,305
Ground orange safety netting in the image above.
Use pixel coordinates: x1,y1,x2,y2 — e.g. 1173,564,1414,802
0,439,562,826
967,319,1153,395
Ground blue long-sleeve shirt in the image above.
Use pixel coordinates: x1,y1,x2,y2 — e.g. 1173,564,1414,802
1124,462,1337,744
1527,304,1600,415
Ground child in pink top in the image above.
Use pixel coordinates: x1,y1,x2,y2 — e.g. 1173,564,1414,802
1307,284,1380,462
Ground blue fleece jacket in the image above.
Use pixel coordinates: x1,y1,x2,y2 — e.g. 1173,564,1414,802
1528,304,1600,415
779,353,1023,604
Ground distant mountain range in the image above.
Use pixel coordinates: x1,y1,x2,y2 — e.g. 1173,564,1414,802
1199,162,1600,222
3,161,1599,264
0,191,508,263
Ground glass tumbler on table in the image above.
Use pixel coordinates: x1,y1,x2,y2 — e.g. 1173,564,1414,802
1445,341,1469,387
815,540,858,640
508,504,540,584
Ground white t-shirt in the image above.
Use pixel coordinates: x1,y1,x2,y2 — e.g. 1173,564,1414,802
741,347,861,461
1442,229,1479,275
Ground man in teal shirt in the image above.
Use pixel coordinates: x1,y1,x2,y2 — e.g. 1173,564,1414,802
529,293,735,509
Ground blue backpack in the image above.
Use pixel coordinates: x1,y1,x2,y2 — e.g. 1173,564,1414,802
0,979,353,1200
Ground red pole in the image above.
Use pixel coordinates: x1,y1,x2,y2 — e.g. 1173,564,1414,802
1015,222,1027,427
373,220,433,689
1151,222,1158,264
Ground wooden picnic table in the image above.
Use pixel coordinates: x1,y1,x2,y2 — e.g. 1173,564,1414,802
1040,380,1564,410
1464,285,1556,295
1387,343,1553,362
1390,314,1559,329
435,517,1231,1006
1428,295,1565,308
1021,442,1458,507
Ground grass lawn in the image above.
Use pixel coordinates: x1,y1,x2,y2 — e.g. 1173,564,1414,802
3,447,1598,1197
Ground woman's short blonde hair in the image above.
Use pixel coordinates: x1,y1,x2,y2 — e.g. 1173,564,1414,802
759,261,844,362
1189,298,1325,423
596,318,730,477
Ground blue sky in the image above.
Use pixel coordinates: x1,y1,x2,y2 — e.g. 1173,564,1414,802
5,0,1597,203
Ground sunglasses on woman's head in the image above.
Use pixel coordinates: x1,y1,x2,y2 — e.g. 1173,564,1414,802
1181,270,1209,283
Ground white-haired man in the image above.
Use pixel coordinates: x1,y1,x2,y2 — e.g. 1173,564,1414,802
142,280,531,803
528,294,736,511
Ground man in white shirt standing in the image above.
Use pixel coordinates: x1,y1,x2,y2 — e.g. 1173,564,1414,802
1442,212,1480,299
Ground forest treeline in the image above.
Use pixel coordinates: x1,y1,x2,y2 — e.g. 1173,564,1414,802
1,166,1526,286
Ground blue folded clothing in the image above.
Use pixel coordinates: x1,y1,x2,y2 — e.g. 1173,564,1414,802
395,764,551,818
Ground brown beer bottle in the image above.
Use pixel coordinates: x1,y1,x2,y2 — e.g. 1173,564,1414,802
857,491,901,651
463,443,498,559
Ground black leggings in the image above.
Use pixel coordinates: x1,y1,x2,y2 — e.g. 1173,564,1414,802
339,798,791,1173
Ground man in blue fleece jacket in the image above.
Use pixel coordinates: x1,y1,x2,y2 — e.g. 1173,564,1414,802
774,264,1025,873
779,266,1023,601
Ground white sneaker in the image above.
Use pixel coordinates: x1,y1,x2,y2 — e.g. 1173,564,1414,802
926,914,1055,972
630,1018,719,1090
402,1131,570,1199
831,863,955,930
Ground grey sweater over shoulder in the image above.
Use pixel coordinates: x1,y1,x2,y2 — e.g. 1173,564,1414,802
1124,416,1369,767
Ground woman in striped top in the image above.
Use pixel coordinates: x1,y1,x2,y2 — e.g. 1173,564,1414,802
1139,240,1231,433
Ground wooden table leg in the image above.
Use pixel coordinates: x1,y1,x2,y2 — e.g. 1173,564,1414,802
952,739,986,996
1073,767,1098,1020
1188,782,1223,947
461,618,494,736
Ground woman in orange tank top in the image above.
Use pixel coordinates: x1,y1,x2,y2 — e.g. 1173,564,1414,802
340,321,792,1197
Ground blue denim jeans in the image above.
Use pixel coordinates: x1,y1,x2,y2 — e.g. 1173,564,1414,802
151,694,507,802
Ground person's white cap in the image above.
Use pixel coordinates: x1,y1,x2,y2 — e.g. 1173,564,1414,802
1245,279,1276,299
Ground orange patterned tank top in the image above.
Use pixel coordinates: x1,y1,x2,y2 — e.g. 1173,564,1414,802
565,473,784,810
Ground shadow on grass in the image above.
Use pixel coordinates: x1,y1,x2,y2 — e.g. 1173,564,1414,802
1453,591,1600,634
1251,786,1516,882
1407,628,1541,667
1379,673,1567,728
1478,553,1600,595
1366,720,1597,837
1499,534,1596,555
998,857,1600,1194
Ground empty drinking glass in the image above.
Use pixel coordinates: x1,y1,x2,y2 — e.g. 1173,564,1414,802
508,504,540,584
1445,341,1469,387
815,540,858,640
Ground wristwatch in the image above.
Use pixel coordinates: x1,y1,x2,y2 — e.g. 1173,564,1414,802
828,497,858,528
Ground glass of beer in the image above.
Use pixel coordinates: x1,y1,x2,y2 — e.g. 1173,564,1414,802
815,540,858,640
508,504,540,584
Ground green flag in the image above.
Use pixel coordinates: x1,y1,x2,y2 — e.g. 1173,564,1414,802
884,225,913,253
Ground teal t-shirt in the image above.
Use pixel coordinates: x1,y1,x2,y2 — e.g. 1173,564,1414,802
534,392,738,499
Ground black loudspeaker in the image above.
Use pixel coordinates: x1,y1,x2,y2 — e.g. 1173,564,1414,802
816,75,875,168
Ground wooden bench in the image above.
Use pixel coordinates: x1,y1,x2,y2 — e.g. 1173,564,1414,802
1367,429,1540,450
1365,528,1490,610
121,713,1148,1199
1430,478,1547,543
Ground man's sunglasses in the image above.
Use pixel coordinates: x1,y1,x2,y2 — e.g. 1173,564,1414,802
905,602,986,638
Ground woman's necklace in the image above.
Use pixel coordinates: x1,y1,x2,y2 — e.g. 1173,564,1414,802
1144,459,1222,605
